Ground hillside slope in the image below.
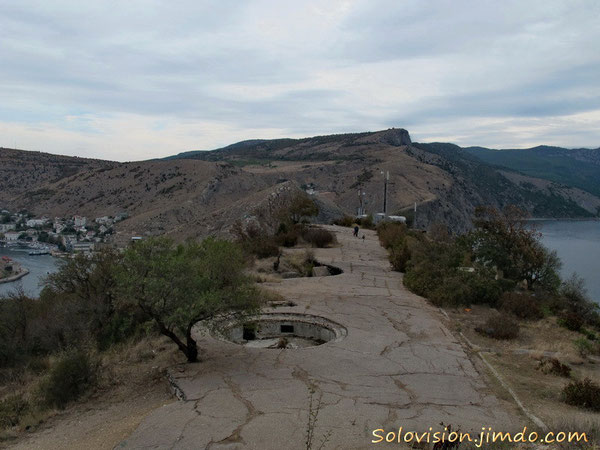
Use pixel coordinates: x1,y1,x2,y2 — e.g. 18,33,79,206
2,129,599,242
0,147,117,205
463,145,600,199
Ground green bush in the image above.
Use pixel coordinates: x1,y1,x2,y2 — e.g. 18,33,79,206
389,240,411,272
377,222,407,249
573,337,598,358
0,394,29,429
303,228,335,248
500,291,544,320
275,223,301,248
332,216,354,227
96,308,149,351
559,310,585,332
37,350,97,409
243,236,280,258
356,215,375,229
559,276,600,330
428,271,502,307
475,313,520,340
563,378,600,411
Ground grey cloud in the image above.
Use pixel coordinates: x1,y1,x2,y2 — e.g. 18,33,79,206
1,0,599,157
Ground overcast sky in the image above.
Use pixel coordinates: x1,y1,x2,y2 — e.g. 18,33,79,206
1,0,599,161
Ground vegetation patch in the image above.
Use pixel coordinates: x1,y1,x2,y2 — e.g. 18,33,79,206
36,350,98,409
0,395,29,429
475,313,520,340
500,291,544,320
302,228,336,248
562,378,600,412
537,357,571,378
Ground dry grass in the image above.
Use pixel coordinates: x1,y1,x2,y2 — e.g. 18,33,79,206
445,305,600,436
0,335,181,447
247,248,318,280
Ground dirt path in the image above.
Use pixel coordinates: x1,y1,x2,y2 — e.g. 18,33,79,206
119,226,519,449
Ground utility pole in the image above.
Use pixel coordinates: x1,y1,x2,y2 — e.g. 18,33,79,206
414,202,417,229
358,189,366,216
382,171,389,216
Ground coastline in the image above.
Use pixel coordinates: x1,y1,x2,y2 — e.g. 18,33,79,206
0,266,30,284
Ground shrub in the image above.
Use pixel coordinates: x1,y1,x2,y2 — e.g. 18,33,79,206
500,291,544,320
37,350,97,409
356,215,375,230
563,378,600,411
559,275,600,330
573,337,597,358
232,222,280,258
389,240,411,272
303,228,335,248
537,357,571,377
275,223,301,248
475,313,520,340
582,328,598,341
559,310,584,332
96,308,149,351
332,216,354,227
377,222,407,249
0,394,29,429
275,232,298,248
419,269,502,307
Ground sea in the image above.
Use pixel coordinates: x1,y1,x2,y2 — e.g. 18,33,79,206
1,220,599,303
537,219,600,305
0,246,60,298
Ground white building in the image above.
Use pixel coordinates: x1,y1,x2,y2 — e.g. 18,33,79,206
61,234,77,250
71,242,94,253
26,218,49,228
73,216,87,227
3,231,20,242
0,223,16,232
95,216,113,226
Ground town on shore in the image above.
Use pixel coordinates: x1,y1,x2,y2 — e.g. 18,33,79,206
0,209,129,256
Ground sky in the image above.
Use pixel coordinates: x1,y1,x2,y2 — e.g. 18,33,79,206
1,0,599,161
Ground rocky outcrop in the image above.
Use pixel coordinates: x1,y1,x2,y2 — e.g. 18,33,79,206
375,128,412,146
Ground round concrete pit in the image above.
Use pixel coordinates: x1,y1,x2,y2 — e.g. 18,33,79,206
219,313,346,349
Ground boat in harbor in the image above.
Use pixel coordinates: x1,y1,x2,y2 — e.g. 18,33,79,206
28,249,50,256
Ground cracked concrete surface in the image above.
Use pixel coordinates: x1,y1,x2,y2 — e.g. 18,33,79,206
118,226,517,449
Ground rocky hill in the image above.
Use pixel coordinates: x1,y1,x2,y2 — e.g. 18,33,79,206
0,147,117,205
1,128,599,242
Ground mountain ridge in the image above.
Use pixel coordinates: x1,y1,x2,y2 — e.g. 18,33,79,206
1,129,599,243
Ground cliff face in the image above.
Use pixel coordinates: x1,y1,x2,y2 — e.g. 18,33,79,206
1,129,598,241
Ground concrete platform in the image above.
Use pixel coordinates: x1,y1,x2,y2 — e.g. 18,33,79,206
119,226,517,449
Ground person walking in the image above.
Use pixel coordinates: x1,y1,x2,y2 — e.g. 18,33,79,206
353,225,359,237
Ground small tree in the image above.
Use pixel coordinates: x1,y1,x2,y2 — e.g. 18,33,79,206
283,194,319,224
469,205,561,291
43,248,120,321
116,237,262,362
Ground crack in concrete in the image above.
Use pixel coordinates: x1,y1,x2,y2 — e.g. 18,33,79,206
208,375,264,447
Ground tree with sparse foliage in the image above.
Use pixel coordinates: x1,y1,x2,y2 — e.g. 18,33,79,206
469,205,561,291
116,237,262,362
284,193,319,224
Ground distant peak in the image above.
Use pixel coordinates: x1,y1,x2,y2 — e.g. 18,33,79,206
372,128,412,146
